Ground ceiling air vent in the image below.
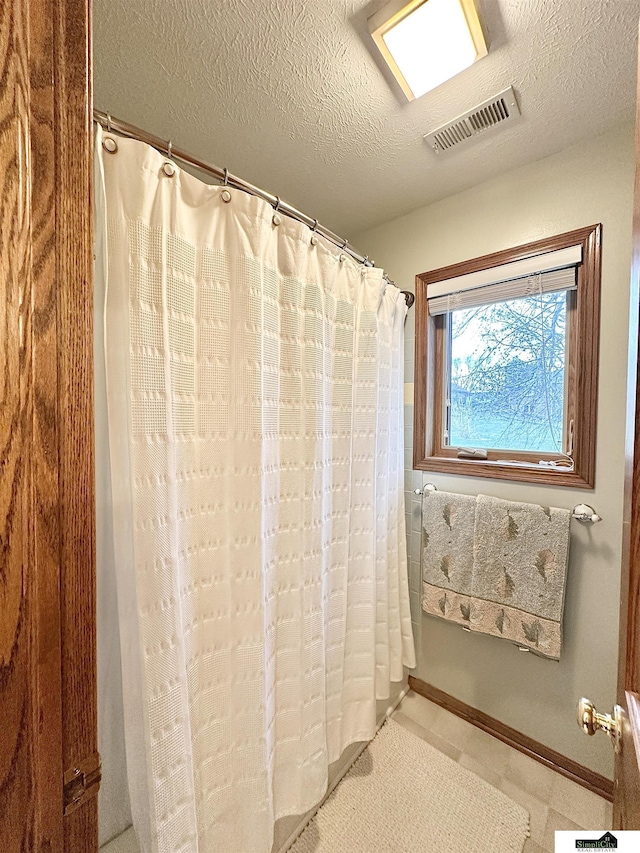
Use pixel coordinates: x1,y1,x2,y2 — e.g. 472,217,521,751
424,86,520,154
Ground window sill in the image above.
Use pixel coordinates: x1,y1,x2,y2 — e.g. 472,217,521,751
413,454,593,488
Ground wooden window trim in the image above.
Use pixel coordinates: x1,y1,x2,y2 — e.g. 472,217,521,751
413,224,602,488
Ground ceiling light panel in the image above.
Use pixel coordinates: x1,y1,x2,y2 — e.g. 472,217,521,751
370,0,488,101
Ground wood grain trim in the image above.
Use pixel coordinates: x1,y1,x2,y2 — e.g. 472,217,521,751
52,0,97,848
411,457,595,488
626,692,640,776
408,675,614,801
0,0,39,847
572,224,601,488
0,0,93,847
615,691,640,829
413,271,430,464
419,226,602,285
29,0,65,848
413,225,602,487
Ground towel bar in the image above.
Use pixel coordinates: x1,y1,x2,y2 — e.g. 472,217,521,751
413,485,601,524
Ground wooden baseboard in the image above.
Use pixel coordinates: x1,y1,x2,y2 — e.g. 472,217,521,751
408,675,613,802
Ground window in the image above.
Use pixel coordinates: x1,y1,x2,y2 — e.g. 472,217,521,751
413,225,602,486
448,290,567,453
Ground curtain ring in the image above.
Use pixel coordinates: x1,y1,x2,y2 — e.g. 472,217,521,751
342,238,349,250
167,139,173,160
274,196,281,212
106,113,112,132
311,219,318,232
223,167,229,186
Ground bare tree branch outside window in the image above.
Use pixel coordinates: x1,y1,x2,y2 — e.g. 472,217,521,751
448,291,566,453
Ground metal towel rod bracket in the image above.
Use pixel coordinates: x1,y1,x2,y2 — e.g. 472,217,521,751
413,485,601,524
571,504,602,524
413,484,437,496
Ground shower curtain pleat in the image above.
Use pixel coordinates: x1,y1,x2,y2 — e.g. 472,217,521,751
95,123,415,853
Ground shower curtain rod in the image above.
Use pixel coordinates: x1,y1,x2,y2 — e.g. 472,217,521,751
93,109,415,309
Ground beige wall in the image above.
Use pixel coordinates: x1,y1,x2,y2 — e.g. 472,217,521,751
354,124,635,779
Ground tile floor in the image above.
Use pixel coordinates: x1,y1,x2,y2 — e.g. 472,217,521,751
391,690,613,853
101,689,614,853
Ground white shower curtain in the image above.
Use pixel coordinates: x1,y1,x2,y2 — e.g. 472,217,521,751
94,124,415,853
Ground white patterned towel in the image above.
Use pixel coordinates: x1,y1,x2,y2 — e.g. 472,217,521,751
421,492,570,659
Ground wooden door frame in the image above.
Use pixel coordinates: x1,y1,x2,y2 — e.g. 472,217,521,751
7,0,640,845
615,23,640,829
1,0,95,849
55,0,97,846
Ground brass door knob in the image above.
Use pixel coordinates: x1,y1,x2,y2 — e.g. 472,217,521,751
577,698,622,753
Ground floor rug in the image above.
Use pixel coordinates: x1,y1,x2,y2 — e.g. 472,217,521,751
289,719,529,853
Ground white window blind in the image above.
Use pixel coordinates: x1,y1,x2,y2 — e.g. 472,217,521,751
427,245,582,316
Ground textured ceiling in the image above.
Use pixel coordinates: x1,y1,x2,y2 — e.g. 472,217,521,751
93,0,639,239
